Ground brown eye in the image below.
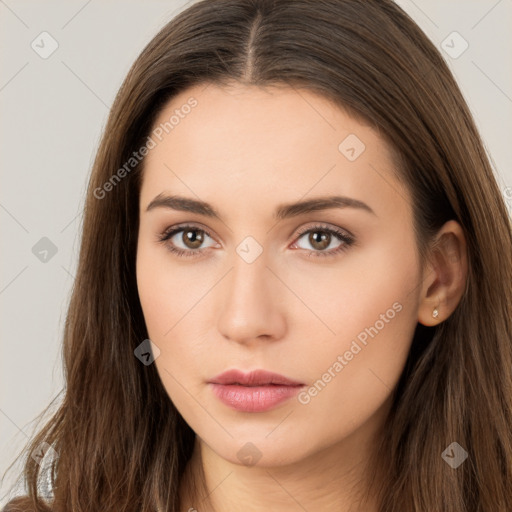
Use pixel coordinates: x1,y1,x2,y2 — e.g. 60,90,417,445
158,224,217,258
292,224,355,258
181,228,205,249
296,228,342,252
307,230,331,251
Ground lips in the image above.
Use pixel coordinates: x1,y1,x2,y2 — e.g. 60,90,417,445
208,369,305,412
208,369,304,387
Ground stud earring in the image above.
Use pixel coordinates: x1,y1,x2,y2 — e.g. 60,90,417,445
432,307,439,319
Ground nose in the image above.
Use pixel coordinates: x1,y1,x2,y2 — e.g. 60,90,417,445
216,249,287,346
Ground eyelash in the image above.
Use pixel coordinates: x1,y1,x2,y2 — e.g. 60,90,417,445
157,223,355,259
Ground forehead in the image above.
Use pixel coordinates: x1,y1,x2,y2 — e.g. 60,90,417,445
149,82,379,157
140,83,410,222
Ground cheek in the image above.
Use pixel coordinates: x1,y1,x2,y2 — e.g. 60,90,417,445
291,303,416,456
288,237,420,441
135,240,217,397
276,229,419,349
136,238,213,339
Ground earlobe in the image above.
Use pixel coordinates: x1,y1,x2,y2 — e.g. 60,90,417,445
417,220,468,326
418,295,443,327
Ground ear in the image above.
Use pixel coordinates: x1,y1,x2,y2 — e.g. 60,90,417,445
418,220,469,326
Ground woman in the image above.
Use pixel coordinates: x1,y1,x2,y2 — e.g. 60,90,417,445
3,0,511,510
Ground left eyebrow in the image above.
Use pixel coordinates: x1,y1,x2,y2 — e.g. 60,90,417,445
274,195,376,219
145,193,376,220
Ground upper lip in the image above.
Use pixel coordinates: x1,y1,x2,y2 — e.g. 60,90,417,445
209,369,304,387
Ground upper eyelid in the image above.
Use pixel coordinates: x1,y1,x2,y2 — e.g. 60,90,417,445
295,223,353,238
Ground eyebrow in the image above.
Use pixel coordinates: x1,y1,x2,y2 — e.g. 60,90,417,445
145,193,376,220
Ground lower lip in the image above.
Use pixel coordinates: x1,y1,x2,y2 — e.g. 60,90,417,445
209,383,304,412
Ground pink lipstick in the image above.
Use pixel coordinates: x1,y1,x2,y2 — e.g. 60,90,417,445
208,369,305,412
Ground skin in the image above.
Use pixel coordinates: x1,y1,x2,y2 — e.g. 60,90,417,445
136,82,468,511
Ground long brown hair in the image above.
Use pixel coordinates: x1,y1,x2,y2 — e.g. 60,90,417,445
3,0,512,510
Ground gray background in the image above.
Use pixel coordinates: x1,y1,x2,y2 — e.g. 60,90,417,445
1,0,511,504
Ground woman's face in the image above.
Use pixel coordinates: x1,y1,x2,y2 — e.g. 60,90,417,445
136,82,423,467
